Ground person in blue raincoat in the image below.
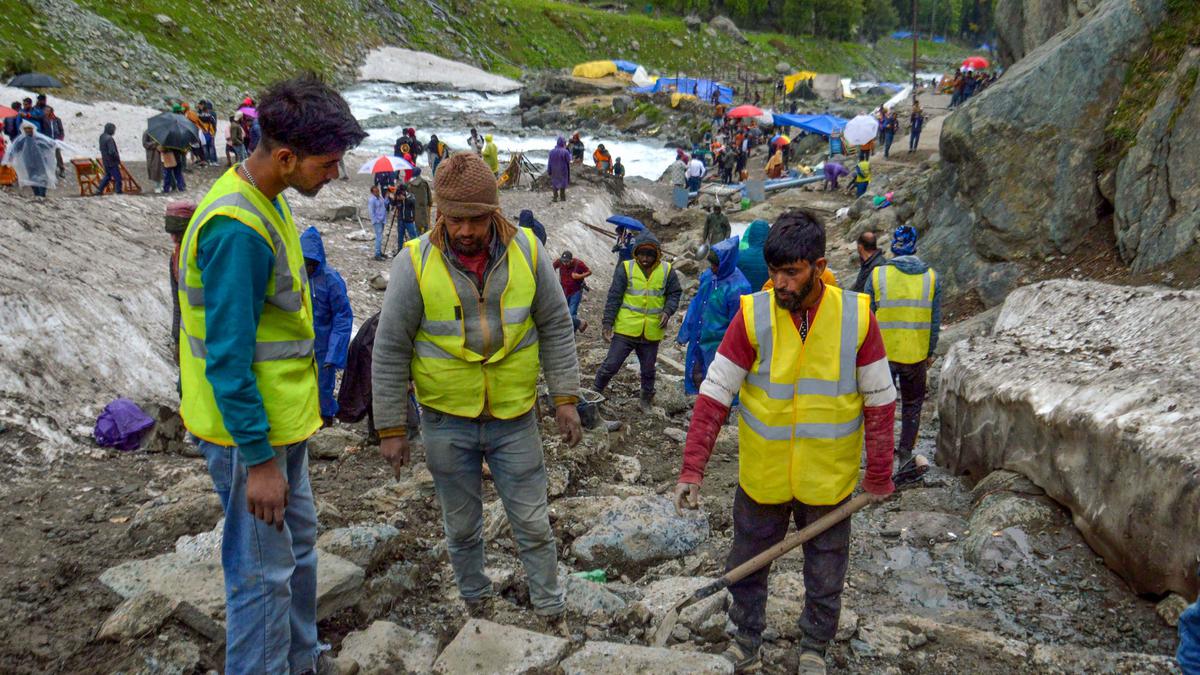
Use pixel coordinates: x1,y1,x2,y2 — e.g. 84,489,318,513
677,236,751,394
300,226,354,425
736,219,770,291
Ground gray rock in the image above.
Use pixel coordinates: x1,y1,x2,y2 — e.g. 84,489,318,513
126,474,221,547
1030,643,1180,672
1157,593,1190,627
132,638,200,675
663,428,688,444
561,571,627,616
993,0,1099,65
1113,49,1200,271
775,62,793,75
883,510,967,546
317,523,401,570
307,426,360,459
432,619,569,674
571,496,709,570
97,591,179,642
914,0,1167,304
101,526,364,624
339,620,439,674
612,454,642,483
358,560,421,618
611,96,632,114
632,576,728,631
939,279,1200,596
369,272,389,291
709,15,749,44
684,14,703,31
560,641,732,674
630,40,640,51
324,205,359,222
669,38,684,49
155,13,175,27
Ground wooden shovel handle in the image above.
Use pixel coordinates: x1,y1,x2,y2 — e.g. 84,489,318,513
720,492,873,587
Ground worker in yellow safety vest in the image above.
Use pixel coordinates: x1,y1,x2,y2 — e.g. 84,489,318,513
177,74,366,674
673,210,898,675
593,226,683,412
852,151,871,198
371,151,582,632
863,224,941,465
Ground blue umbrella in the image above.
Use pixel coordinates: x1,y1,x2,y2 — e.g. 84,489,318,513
606,215,645,231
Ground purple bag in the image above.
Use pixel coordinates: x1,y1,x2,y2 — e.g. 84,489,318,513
94,398,155,451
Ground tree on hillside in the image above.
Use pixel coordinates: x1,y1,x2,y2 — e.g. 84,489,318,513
814,0,864,40
862,0,900,41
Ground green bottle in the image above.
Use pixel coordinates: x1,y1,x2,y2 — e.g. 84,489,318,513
572,569,607,583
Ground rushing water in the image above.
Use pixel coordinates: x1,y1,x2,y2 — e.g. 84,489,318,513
343,82,678,180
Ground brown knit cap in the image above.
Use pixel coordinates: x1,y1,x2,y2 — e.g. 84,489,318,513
433,151,499,218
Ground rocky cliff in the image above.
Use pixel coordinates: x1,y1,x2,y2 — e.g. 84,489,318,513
993,0,1099,65
914,0,1173,306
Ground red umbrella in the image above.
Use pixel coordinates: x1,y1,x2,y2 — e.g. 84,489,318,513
357,155,414,174
0,105,17,118
726,104,764,118
962,56,990,70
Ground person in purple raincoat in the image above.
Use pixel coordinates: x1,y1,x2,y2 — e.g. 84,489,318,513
548,136,571,204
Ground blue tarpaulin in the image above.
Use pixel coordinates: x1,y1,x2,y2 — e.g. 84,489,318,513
771,113,848,138
890,31,948,42
612,60,640,73
630,77,734,105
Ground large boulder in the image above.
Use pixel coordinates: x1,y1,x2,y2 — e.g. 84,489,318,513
570,496,709,571
937,280,1200,597
338,620,439,674
993,0,1099,65
432,619,569,674
914,0,1167,306
1113,48,1200,271
709,15,749,44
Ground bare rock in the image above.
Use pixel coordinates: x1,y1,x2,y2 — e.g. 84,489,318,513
126,474,221,547
1157,593,1190,627
307,426,360,460
97,591,179,642
709,15,749,44
317,523,401,571
338,620,439,675
432,619,569,674
571,496,709,571
560,641,732,674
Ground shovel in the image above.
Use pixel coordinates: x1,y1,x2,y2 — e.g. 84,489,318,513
649,454,930,647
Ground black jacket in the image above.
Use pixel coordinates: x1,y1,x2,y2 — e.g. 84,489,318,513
99,125,120,168
851,250,887,293
602,230,683,341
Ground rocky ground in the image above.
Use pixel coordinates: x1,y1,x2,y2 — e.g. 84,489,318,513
0,133,1187,673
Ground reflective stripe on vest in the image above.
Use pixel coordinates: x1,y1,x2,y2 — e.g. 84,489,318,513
177,167,320,447
871,265,935,364
614,259,670,340
736,286,868,505
408,227,540,419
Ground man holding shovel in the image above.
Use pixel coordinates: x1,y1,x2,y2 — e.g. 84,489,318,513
673,209,897,674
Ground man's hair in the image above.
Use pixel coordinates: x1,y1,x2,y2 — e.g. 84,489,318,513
858,231,878,251
764,209,826,267
257,72,367,157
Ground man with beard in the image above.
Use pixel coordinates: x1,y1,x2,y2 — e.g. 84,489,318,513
372,151,582,634
672,210,897,675
176,74,366,675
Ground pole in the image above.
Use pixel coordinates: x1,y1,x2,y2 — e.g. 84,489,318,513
911,0,918,102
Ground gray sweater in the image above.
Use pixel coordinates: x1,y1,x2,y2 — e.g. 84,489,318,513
372,227,580,431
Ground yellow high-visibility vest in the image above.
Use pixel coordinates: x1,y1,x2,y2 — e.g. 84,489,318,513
870,264,936,364
408,228,540,419
177,168,321,447
855,160,871,183
737,286,869,505
614,259,671,341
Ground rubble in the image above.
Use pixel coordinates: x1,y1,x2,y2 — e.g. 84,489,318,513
560,641,732,674
432,619,569,674
337,620,439,674
571,496,710,571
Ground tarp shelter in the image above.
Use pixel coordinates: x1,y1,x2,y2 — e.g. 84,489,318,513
612,60,640,74
573,61,618,79
771,113,848,138
783,71,819,94
631,77,733,105
670,93,698,108
631,66,655,87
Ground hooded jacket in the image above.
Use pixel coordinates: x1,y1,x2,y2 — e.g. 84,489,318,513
548,136,571,189
99,123,120,168
518,209,547,245
300,227,354,369
862,254,942,356
603,230,683,340
678,236,751,394
736,219,770,290
482,134,499,172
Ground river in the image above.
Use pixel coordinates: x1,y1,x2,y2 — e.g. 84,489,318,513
343,82,678,180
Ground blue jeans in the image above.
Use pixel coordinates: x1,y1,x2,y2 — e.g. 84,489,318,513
163,166,185,193
1181,597,1200,672
421,408,564,615
855,181,868,197
566,289,582,331
205,134,218,163
373,220,385,257
402,221,418,242
97,164,122,194
233,145,248,162
909,129,922,151
883,130,895,157
686,176,701,192
199,440,319,674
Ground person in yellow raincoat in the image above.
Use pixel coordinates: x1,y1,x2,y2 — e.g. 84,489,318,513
482,134,499,173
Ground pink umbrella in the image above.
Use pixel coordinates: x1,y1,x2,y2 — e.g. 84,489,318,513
726,104,764,119
237,105,258,119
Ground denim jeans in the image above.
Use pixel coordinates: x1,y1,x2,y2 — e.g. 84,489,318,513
372,220,385,257
199,440,319,675
883,130,895,158
686,176,701,192
421,408,565,616
909,129,922,151
205,134,218,163
233,144,248,162
855,181,868,197
566,290,582,331
32,186,46,197
97,164,122,194
402,220,418,242
163,166,185,193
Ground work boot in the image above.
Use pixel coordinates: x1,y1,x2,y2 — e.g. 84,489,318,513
795,649,826,675
721,635,762,672
465,596,495,619
542,613,572,639
638,395,654,414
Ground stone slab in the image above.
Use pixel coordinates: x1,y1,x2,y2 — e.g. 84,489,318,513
560,641,732,674
432,619,569,674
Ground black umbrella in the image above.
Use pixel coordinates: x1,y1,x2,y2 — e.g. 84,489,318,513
8,72,64,89
146,112,200,151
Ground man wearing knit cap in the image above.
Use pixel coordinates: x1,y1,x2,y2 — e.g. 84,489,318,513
373,151,581,631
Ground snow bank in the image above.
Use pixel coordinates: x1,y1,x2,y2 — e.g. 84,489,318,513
357,48,523,93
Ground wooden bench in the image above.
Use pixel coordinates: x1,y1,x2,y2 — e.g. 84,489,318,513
71,158,142,196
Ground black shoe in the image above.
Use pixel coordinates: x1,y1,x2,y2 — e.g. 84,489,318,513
638,396,654,413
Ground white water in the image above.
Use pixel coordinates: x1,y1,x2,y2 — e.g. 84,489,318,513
343,82,677,180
